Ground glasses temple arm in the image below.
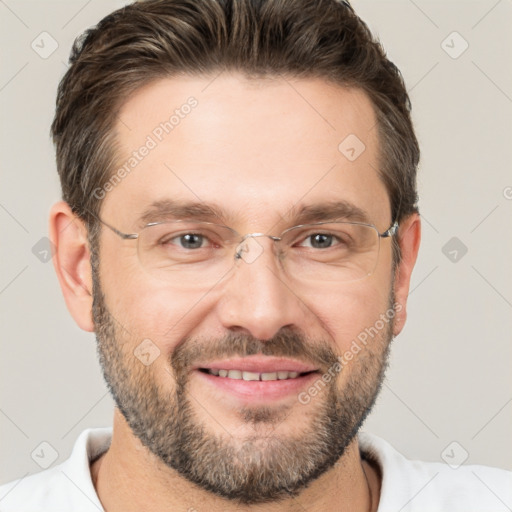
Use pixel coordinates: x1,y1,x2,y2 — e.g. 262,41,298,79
380,220,399,238
98,217,138,240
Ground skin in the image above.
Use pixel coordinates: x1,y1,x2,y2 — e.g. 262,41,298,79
49,73,420,512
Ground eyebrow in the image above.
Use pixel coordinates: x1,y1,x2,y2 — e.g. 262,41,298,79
288,201,371,225
137,199,372,229
138,199,229,227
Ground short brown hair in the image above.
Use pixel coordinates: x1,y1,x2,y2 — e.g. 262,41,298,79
51,0,419,262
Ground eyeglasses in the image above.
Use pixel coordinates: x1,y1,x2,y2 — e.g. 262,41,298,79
98,217,398,288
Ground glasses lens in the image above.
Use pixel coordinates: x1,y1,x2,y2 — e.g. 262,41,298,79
280,222,380,282
136,221,381,286
137,221,238,286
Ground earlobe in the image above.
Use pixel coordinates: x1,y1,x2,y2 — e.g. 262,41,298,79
49,201,95,332
392,213,421,336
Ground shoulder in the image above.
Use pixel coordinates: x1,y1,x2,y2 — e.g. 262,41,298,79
0,427,111,512
358,431,512,512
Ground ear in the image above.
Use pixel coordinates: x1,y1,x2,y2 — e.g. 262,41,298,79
49,201,94,332
392,213,421,336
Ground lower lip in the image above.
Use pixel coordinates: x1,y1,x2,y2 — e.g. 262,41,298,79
194,369,320,402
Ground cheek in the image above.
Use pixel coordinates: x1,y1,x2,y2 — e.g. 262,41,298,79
302,277,392,353
100,255,216,354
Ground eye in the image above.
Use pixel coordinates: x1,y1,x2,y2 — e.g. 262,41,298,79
311,233,333,249
299,233,340,249
165,233,209,249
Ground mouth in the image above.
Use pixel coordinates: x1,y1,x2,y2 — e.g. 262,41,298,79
198,368,316,381
192,356,321,402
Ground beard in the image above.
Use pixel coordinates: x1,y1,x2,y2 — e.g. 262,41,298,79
91,258,395,505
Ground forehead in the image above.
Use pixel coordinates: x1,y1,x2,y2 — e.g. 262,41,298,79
104,73,390,230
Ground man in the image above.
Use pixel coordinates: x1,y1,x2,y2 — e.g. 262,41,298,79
0,0,510,510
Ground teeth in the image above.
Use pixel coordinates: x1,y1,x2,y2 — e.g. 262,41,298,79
242,371,260,381
207,369,304,381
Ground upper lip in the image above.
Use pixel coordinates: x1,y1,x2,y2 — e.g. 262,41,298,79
193,356,319,374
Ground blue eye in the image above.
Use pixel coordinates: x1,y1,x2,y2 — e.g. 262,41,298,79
299,232,343,249
308,233,334,249
174,233,206,249
156,226,228,252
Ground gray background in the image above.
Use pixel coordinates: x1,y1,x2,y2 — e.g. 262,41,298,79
1,0,511,486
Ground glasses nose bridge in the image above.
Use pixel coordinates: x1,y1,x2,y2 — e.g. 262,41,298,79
240,232,282,243
234,232,282,261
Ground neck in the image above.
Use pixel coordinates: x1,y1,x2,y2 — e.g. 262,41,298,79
91,410,380,512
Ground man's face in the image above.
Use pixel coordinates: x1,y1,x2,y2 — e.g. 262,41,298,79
93,74,397,503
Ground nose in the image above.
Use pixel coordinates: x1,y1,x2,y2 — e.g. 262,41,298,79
215,235,305,340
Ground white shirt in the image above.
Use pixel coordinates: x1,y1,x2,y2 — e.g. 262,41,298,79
0,427,510,511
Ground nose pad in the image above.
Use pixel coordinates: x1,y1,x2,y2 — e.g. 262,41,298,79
234,235,265,264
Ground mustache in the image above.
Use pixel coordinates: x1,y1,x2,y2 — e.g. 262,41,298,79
171,327,340,377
